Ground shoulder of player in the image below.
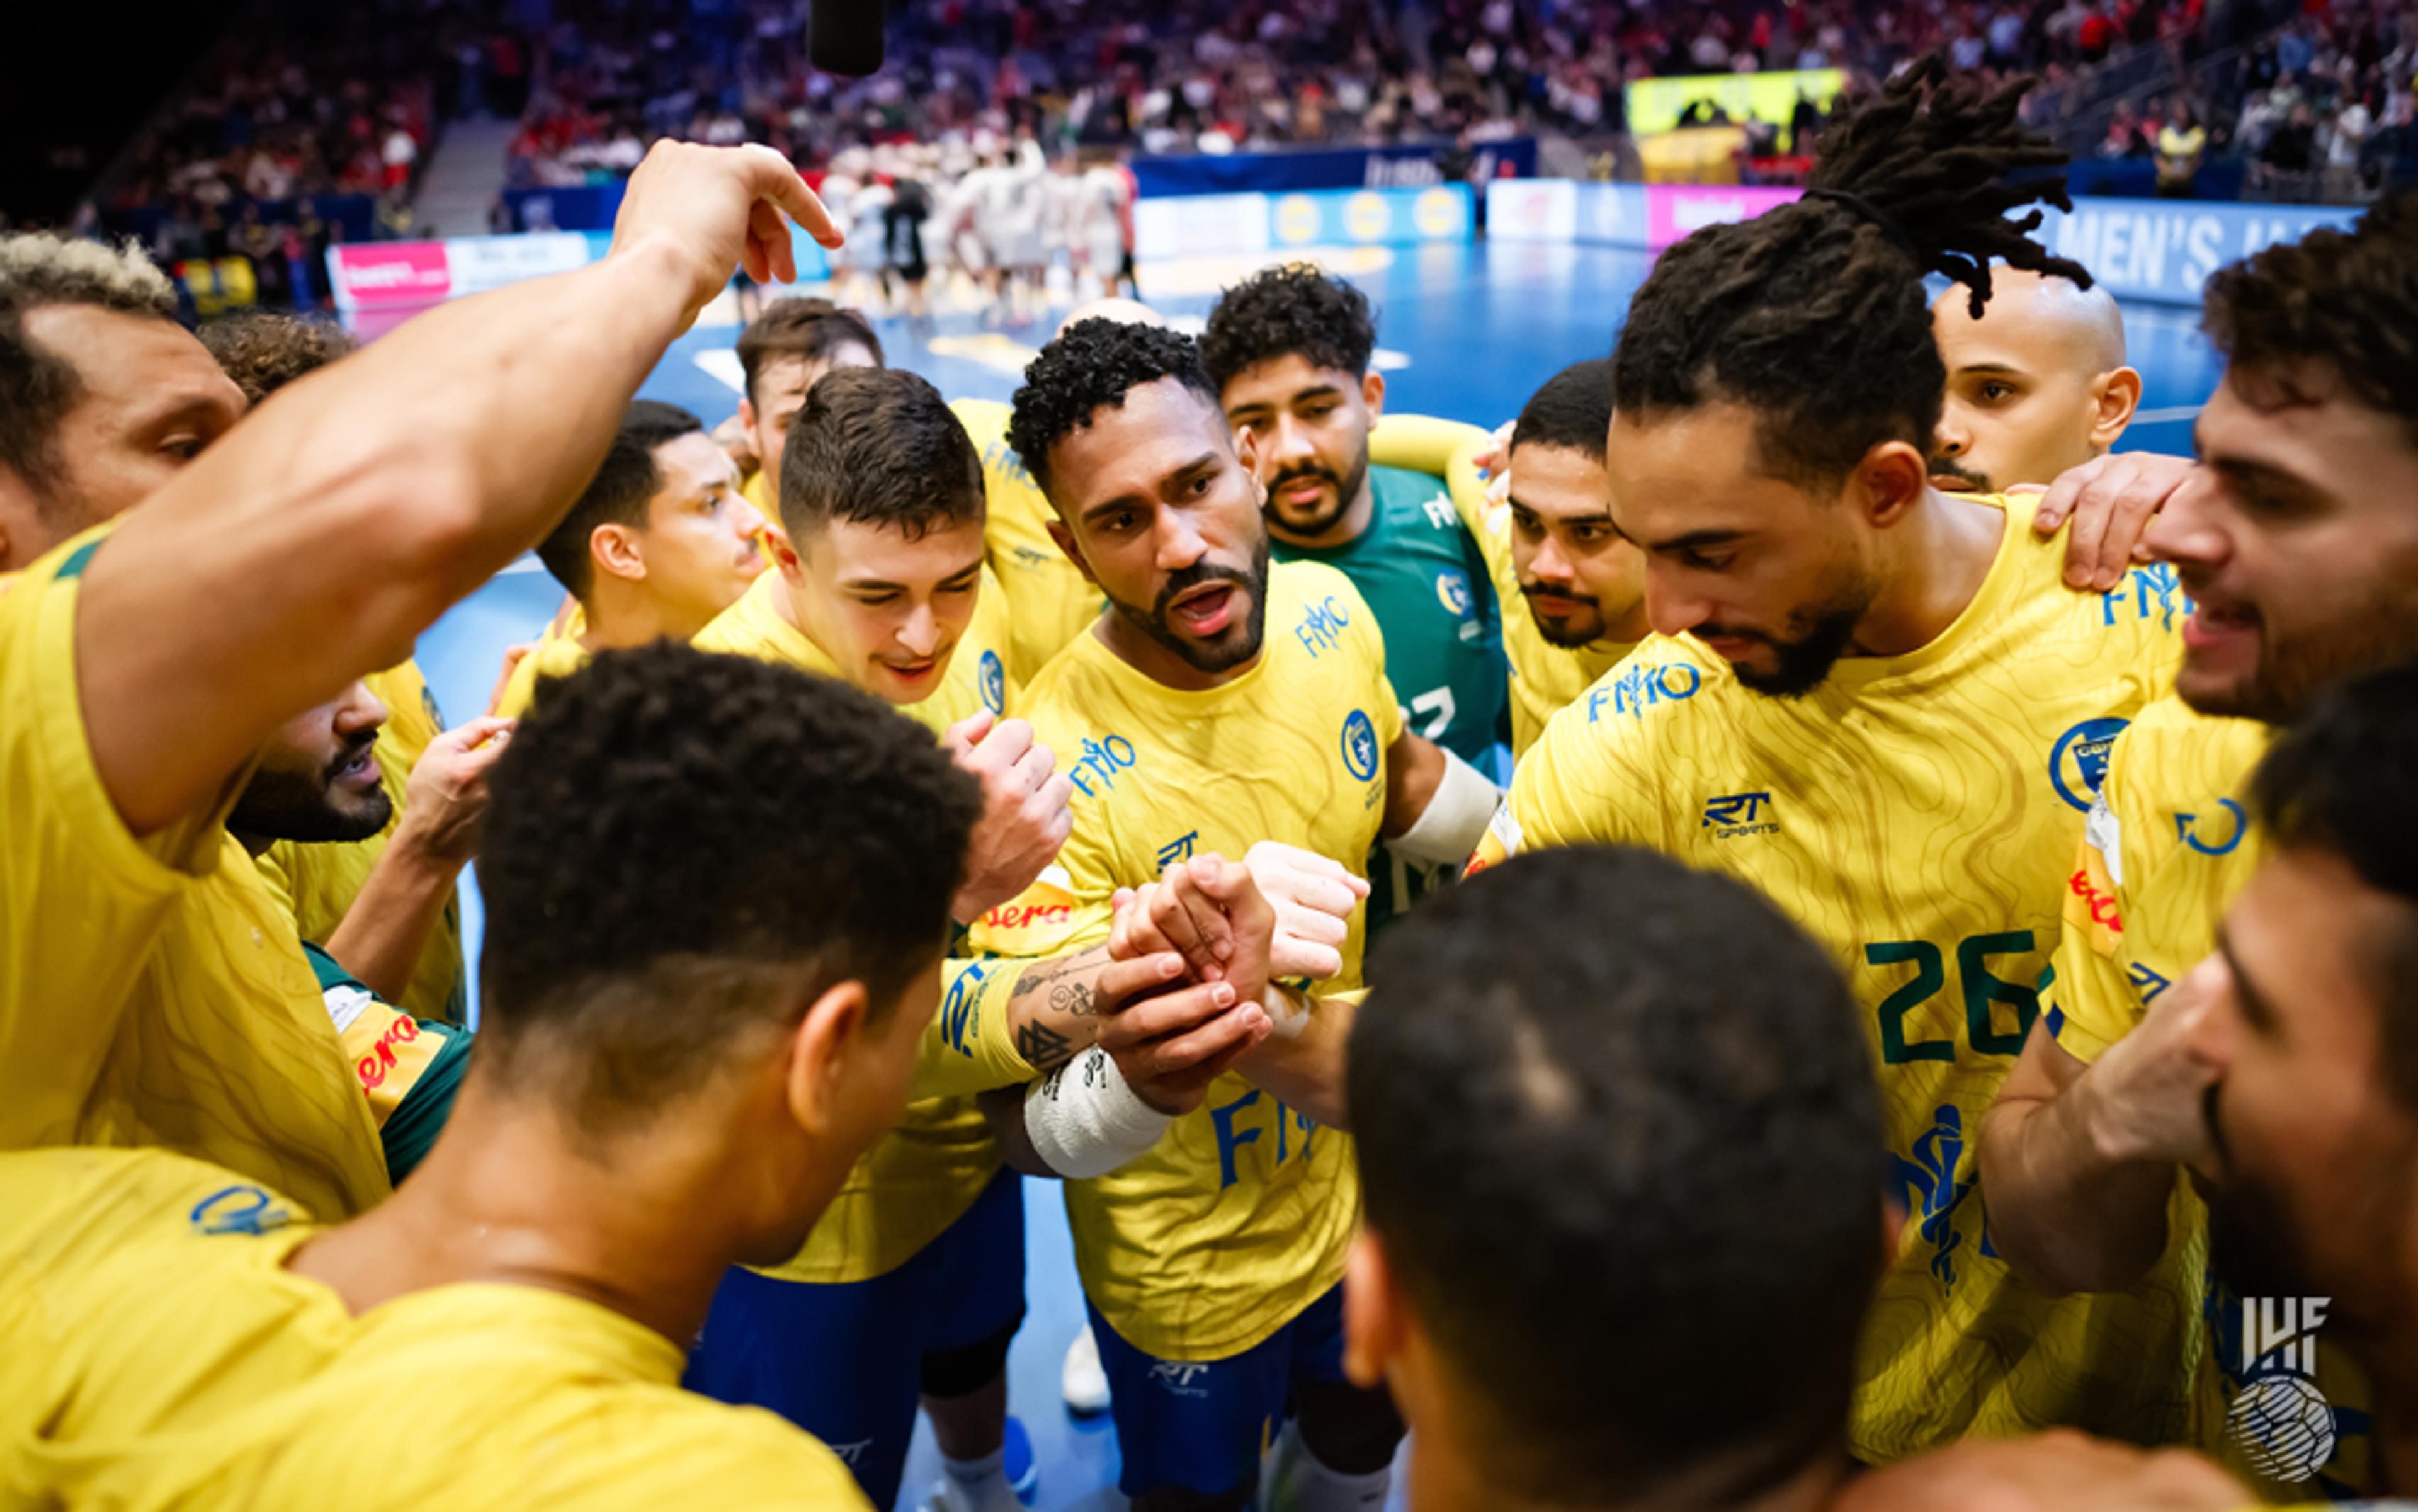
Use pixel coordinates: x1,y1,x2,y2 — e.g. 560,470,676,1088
0,1145,318,1260
1270,559,1383,630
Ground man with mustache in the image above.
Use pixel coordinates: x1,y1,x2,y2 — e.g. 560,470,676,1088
1482,64,2197,1459
968,316,1486,1512
1980,193,2418,1496
1927,266,2142,505
1203,263,1507,931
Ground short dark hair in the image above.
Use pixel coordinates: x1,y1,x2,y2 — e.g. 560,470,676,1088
735,296,884,404
535,400,705,600
1352,847,1883,1504
1006,317,1220,502
1511,357,1614,463
1611,57,2087,489
477,642,981,1137
0,234,178,498
2203,191,2418,446
197,310,357,404
1198,262,1377,390
780,367,984,542
2251,658,2418,1105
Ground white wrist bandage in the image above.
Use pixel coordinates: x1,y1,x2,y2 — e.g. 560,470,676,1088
1024,1048,1174,1178
1390,747,1504,866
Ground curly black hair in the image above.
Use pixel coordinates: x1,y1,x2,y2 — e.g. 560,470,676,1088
783,367,984,542
1006,317,1219,502
1511,358,1613,462
1354,847,1881,1503
478,640,981,1135
1611,56,2088,489
1198,262,1378,389
197,310,357,405
534,399,703,599
2204,190,2418,445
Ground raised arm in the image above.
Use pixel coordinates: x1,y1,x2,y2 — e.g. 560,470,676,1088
76,142,837,834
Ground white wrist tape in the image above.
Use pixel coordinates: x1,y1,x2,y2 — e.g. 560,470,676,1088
1263,983,1312,1040
1390,747,1504,866
1024,1048,1174,1178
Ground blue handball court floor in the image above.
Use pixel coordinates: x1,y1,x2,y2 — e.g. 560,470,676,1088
399,236,2225,1510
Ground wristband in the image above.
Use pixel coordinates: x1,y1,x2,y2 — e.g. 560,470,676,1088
1390,746,1504,865
1023,1048,1174,1178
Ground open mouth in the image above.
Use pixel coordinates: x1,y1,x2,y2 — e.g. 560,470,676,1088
1167,583,1237,637
882,657,940,684
2184,596,2261,652
330,746,381,792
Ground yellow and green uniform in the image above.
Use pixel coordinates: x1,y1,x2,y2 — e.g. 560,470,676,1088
1485,495,2199,1461
0,1147,869,1511
954,397,1102,685
0,528,388,1220
257,661,467,1025
302,944,469,1184
694,564,1021,1285
967,561,1400,1361
2047,697,2373,1498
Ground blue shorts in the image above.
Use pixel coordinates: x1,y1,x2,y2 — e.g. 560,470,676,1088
1089,1282,1349,1499
686,1166,1026,1510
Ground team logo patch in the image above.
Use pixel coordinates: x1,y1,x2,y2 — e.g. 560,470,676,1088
979,649,1006,715
1341,709,1380,782
1434,567,1473,619
190,1184,295,1237
2049,717,2130,812
2176,797,2249,857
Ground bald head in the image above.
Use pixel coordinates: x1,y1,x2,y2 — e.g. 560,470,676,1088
1929,268,2142,494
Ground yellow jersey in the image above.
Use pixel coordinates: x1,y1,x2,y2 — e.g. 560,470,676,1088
967,561,1401,1361
1375,412,1632,757
694,566,1019,1284
2046,698,2373,1498
0,529,389,1220
256,661,466,1024
1490,494,2201,1460
953,397,1101,684
491,630,594,722
0,1147,869,1512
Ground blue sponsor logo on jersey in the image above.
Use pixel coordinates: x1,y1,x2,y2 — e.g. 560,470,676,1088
190,1184,295,1237
940,962,986,1057
1156,831,1199,870
1701,791,1778,838
1069,734,1139,799
1341,708,1380,782
978,649,1006,715
1892,1105,1978,1290
2176,797,2249,856
1295,594,1352,657
1434,567,1473,619
2129,962,2172,1003
2050,716,2130,812
1212,1086,1323,1188
984,438,1038,489
2101,562,2193,631
1586,661,1702,722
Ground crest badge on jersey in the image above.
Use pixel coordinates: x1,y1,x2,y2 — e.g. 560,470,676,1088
1434,567,1473,620
979,649,1007,715
2049,716,2130,812
1341,709,1380,782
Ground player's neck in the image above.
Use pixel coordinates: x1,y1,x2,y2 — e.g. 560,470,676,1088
288,1079,755,1348
1849,487,2006,660
1408,1411,1852,1512
579,583,693,655
1266,468,1377,552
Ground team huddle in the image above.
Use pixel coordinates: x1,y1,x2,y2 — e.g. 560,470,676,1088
4,57,2418,1512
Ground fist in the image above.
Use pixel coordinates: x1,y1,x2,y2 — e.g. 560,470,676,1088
946,708,1076,923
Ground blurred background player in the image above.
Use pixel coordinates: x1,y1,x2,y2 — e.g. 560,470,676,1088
498,400,767,719
1079,156,1138,302
1928,267,2143,501
1202,263,1505,929
1981,193,2418,1496
1490,62,2199,1463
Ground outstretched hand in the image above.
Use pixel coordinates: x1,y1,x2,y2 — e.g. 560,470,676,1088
608,141,844,324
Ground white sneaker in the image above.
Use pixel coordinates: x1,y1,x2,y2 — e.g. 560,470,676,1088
1061,1326,1111,1416
919,1472,1020,1512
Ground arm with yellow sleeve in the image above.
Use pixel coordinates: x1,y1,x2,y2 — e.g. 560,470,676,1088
1977,741,2205,1297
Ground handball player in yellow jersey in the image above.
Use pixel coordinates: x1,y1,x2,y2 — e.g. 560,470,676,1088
1489,62,2196,1460
1980,196,2418,1495
722,294,883,515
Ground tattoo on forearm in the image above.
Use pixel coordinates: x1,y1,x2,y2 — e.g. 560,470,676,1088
1009,947,1102,1006
1049,980,1098,1018
1017,1020,1074,1072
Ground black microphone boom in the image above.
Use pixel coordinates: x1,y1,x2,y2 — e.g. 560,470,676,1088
809,0,885,76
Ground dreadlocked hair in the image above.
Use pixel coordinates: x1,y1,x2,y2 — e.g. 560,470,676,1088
1611,56,2091,489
